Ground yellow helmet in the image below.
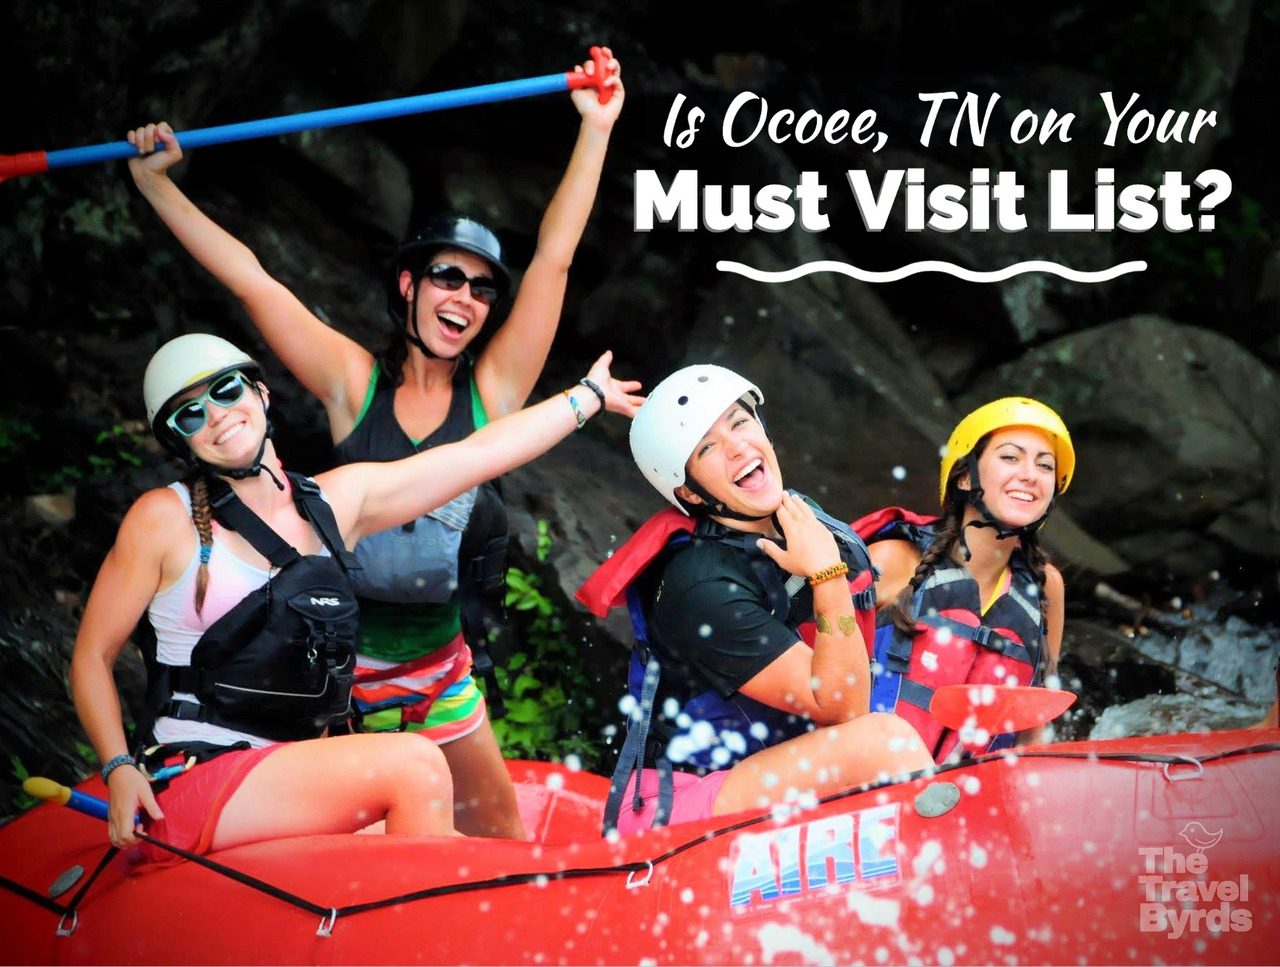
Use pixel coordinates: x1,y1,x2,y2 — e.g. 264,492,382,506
939,397,1074,505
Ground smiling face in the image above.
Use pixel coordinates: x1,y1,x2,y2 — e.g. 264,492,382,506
400,248,496,358
174,377,270,470
960,426,1058,528
676,401,784,519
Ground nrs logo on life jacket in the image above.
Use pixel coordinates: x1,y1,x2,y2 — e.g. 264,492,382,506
853,507,1045,762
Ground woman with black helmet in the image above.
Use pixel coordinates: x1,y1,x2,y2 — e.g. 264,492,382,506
861,398,1071,760
70,333,639,858
124,50,623,839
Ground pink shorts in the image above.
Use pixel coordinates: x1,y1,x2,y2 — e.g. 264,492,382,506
614,768,732,836
135,744,281,869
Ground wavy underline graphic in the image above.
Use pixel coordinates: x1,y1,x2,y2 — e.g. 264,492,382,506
716,259,1147,284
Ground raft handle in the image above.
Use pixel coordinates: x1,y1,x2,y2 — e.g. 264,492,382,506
56,910,78,938
316,908,338,938
625,861,654,890
1162,755,1205,782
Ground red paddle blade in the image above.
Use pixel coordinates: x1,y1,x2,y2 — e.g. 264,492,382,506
929,684,1077,737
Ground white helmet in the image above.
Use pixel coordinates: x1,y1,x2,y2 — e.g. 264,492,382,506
143,333,259,430
629,364,764,513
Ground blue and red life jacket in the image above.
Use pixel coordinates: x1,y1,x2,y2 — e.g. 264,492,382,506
577,494,877,833
853,507,1045,762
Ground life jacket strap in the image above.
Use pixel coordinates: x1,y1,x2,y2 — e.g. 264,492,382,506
916,614,1034,666
603,646,666,835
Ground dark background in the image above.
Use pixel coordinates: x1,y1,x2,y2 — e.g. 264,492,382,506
2,0,1277,804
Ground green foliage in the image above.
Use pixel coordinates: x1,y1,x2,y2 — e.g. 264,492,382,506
0,417,40,462
485,525,604,771
35,421,148,492
9,756,38,813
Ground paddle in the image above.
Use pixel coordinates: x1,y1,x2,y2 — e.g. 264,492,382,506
929,683,1077,742
23,777,111,821
0,46,616,183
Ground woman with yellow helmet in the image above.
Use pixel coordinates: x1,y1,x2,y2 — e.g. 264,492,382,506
858,397,1074,760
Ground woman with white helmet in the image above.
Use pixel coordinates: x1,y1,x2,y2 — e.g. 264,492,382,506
123,51,623,838
860,397,1072,759
599,365,931,834
70,333,640,859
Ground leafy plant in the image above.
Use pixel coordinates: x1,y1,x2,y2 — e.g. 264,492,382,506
485,523,605,771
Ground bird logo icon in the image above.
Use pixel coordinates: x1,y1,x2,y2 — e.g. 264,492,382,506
1179,821,1224,853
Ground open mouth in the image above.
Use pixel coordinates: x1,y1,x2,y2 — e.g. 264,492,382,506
437,312,470,338
733,459,766,489
1006,489,1038,503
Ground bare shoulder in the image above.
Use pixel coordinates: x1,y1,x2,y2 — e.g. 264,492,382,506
123,485,188,535
868,539,922,605
1043,561,1066,598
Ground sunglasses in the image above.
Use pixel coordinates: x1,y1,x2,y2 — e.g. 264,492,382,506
424,263,500,306
164,371,251,438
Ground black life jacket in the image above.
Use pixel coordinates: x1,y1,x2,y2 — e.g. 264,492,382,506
577,494,878,834
139,473,362,744
855,506,1045,762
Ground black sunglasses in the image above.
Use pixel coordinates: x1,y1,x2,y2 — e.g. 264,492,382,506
424,263,500,306
164,371,251,438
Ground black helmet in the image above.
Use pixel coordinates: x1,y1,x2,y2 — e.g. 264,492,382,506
386,214,511,324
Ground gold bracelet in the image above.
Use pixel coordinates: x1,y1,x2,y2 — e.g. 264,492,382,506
808,561,849,586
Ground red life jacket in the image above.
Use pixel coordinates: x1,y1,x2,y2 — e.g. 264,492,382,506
854,507,1045,762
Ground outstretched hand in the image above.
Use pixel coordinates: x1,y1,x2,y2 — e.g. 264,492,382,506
569,47,624,129
755,492,842,579
126,122,183,186
584,350,644,418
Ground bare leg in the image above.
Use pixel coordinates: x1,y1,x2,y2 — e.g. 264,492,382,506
712,712,933,816
440,721,527,839
212,733,454,850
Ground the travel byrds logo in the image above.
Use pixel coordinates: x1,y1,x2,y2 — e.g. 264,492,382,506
1138,822,1252,939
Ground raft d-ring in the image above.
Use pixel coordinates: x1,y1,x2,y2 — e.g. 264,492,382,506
316,908,338,938
625,861,654,890
1163,755,1205,782
56,910,78,937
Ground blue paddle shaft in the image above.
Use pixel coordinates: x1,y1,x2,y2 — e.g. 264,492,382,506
46,72,572,171
66,788,110,821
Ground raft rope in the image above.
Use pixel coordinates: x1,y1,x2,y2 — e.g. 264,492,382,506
5,741,1278,937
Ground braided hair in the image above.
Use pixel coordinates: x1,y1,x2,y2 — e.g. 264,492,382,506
885,434,1057,682
185,472,215,617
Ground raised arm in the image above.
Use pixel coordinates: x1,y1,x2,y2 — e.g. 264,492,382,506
739,494,872,724
127,124,373,437
324,351,642,541
475,50,625,418
69,489,182,846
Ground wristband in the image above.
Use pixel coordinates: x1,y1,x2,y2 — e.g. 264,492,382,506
100,754,136,784
578,377,606,411
808,561,849,587
562,389,588,430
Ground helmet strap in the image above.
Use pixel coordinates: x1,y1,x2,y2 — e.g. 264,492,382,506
404,273,440,360
958,452,1054,560
681,477,773,523
183,390,286,492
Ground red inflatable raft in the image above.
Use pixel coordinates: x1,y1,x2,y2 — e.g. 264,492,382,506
2,731,1277,965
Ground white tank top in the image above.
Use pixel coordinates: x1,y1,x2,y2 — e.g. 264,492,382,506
146,482,277,748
